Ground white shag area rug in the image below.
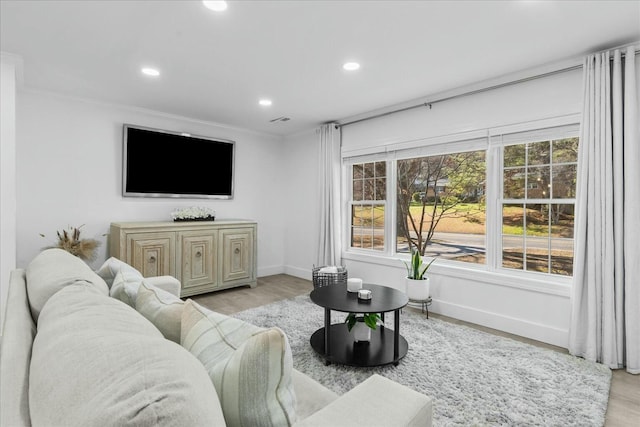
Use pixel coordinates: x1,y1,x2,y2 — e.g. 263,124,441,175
233,294,611,426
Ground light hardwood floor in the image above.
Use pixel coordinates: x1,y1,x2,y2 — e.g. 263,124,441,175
192,274,640,426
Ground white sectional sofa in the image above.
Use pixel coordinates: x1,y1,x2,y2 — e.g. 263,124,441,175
0,249,432,426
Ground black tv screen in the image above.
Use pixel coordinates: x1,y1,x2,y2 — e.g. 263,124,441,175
123,124,234,199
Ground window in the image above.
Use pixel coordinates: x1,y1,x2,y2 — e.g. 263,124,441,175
350,162,386,251
345,123,579,279
501,137,578,276
396,150,486,264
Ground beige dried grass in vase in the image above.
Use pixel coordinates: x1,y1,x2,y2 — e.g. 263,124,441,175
41,225,101,261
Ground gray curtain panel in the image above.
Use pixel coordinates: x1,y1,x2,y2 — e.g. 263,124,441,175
569,46,640,374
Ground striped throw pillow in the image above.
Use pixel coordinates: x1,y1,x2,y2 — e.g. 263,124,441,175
180,300,297,426
181,300,264,368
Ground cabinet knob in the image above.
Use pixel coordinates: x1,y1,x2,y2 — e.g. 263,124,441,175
234,248,240,255
195,251,202,258
149,256,156,263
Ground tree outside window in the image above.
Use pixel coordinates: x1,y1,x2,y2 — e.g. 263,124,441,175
396,150,486,262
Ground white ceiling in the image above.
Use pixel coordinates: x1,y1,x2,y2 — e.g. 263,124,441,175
1,1,639,136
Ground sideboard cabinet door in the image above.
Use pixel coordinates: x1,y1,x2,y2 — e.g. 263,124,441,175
220,228,255,285
127,232,175,277
179,230,218,296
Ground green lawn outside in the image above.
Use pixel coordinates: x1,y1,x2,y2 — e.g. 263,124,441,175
405,203,572,237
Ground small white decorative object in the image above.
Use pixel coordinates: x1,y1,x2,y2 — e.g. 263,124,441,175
347,278,363,293
357,289,372,300
171,206,216,222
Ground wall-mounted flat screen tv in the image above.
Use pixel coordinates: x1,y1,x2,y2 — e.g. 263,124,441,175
123,124,234,199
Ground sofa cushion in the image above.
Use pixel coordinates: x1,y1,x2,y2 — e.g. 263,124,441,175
29,284,225,426
294,374,433,427
110,268,144,307
95,256,142,288
26,248,108,322
291,370,338,420
135,280,184,343
181,300,296,426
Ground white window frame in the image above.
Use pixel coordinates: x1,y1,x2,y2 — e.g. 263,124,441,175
341,116,579,291
346,160,389,253
492,123,579,277
344,132,489,262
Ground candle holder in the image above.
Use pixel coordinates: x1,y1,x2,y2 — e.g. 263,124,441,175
357,289,372,301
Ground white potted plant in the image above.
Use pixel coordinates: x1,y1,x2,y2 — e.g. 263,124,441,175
403,249,435,301
344,313,382,342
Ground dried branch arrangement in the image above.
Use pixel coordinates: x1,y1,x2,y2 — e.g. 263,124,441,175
41,225,100,261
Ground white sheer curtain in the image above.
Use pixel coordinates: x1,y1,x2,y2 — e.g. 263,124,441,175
569,46,640,374
316,123,342,267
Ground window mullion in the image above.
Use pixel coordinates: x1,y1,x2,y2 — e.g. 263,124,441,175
342,164,351,254
547,207,552,274
388,159,397,257
486,145,501,270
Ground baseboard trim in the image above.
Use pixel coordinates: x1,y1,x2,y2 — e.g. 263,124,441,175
257,265,285,277
283,265,311,281
431,299,569,349
258,265,313,280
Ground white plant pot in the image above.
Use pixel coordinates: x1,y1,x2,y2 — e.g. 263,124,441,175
406,277,430,301
352,320,372,342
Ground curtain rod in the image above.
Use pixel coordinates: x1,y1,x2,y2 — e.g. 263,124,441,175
336,47,639,129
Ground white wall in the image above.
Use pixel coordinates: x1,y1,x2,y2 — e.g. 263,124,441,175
15,90,287,276
282,129,320,279
0,54,19,334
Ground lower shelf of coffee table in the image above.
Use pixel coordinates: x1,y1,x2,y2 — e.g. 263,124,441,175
310,323,408,367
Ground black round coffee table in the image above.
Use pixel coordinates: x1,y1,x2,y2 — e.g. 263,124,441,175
309,283,408,367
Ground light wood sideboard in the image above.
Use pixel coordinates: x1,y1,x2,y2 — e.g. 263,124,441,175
110,220,257,297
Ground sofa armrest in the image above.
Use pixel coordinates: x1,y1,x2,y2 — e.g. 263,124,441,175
294,374,432,427
1,269,36,427
292,369,338,420
144,276,181,298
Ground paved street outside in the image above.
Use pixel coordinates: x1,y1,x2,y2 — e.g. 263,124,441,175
357,229,573,258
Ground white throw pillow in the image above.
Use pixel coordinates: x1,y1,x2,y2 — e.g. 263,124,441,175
95,257,141,288
135,280,184,343
181,300,297,426
109,269,144,307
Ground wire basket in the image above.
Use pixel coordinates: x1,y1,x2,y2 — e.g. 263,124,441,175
312,265,348,289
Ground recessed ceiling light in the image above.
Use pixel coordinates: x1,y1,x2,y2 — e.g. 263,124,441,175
203,1,228,12
141,67,160,77
259,99,273,107
343,62,360,71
